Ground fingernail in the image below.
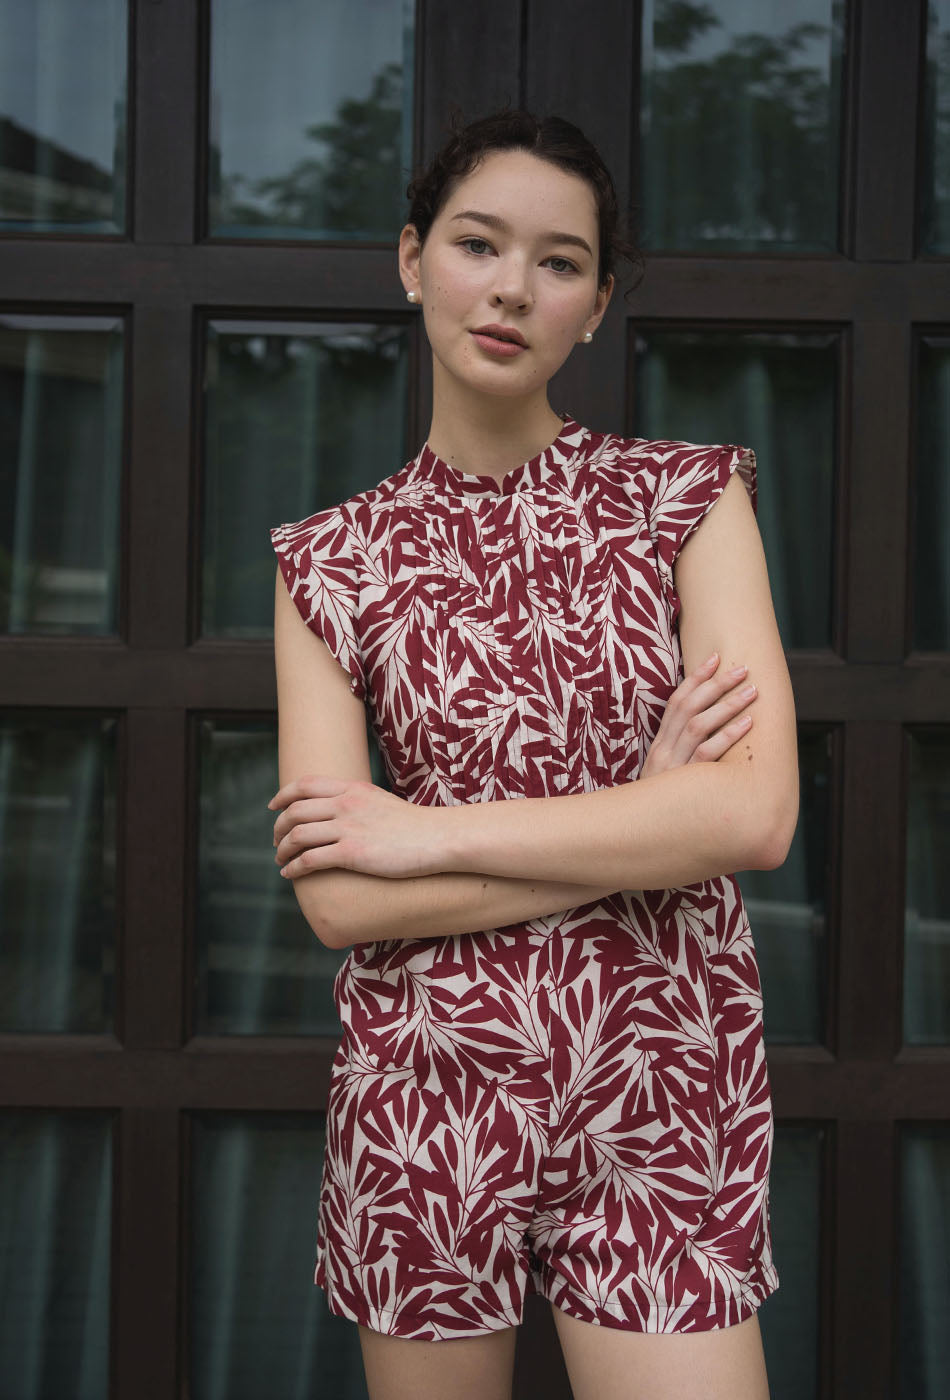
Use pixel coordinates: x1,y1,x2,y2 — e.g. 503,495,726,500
705,652,719,666
729,665,748,677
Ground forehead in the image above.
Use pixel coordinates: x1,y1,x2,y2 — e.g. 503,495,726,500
439,149,598,234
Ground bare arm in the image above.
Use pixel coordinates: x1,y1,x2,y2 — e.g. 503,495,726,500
295,867,621,949
273,473,799,905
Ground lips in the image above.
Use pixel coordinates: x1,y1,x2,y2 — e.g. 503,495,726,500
473,324,528,347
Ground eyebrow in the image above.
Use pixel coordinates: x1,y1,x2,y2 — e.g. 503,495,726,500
449,209,594,258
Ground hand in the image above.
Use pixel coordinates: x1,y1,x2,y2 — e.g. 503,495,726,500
640,652,757,780
268,775,447,881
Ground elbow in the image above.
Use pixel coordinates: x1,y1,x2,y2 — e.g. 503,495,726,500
292,876,358,950
313,911,350,950
749,791,800,871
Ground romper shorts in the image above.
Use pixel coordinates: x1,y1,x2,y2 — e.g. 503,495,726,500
314,879,779,1340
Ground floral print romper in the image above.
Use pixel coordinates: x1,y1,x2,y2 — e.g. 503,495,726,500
269,415,779,1340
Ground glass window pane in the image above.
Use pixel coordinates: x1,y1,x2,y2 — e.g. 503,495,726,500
740,726,833,1045
913,336,950,650
195,718,351,1036
201,320,408,639
190,1113,367,1400
0,1111,112,1399
921,1,950,254
639,0,845,252
0,314,124,636
0,0,127,233
0,713,117,1033
758,1122,824,1400
207,0,414,241
903,729,950,1044
634,329,837,650
899,1125,950,1399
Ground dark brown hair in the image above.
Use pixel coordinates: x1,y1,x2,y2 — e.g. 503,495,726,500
406,107,645,295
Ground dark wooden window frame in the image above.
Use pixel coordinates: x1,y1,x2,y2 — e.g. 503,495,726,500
1,2,948,1396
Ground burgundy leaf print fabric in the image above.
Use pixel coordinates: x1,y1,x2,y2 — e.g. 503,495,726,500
269,416,777,1338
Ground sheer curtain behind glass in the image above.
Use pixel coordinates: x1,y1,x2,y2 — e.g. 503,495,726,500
190,1115,367,1400
0,1113,112,1399
0,315,124,637
900,1127,950,1399
914,338,950,650
0,714,116,1033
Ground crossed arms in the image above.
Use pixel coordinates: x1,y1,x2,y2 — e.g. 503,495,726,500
271,473,799,949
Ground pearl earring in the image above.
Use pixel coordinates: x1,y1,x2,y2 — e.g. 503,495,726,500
407,291,417,303
583,331,593,343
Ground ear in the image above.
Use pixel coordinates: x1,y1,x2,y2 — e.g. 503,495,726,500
580,273,614,340
398,224,423,299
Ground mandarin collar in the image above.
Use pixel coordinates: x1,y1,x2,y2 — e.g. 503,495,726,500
409,414,589,498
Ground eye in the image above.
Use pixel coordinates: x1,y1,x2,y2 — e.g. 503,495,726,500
545,255,579,275
459,236,493,256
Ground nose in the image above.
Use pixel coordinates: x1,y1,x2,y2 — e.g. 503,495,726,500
490,256,533,311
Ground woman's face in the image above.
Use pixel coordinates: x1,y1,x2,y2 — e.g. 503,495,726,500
399,149,613,402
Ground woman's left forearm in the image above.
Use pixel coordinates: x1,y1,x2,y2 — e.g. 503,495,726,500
438,761,791,890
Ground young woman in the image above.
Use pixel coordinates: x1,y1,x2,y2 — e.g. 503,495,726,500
268,110,798,1400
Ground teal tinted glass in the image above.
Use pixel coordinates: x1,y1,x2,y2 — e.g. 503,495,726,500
899,1125,950,1398
0,0,127,233
740,727,833,1045
0,1112,112,1398
201,320,408,639
195,718,347,1036
640,0,844,251
207,0,414,240
903,729,950,1044
190,1114,367,1400
634,329,837,650
921,2,950,254
913,337,950,650
758,1123,824,1400
0,314,124,636
0,713,117,1033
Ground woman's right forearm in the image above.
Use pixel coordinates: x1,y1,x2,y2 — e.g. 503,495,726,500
291,865,621,949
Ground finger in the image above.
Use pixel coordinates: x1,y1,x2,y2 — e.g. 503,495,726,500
278,841,341,879
693,682,758,737
267,774,347,810
661,664,735,739
678,663,750,715
689,715,754,763
275,817,339,862
272,797,339,846
664,681,756,766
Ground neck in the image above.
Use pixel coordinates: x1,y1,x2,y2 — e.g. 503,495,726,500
424,363,565,479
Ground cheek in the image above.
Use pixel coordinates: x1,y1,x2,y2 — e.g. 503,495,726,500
544,298,592,350
431,267,484,310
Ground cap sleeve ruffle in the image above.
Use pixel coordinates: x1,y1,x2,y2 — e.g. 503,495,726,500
646,440,758,625
269,509,367,702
